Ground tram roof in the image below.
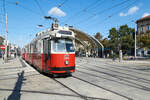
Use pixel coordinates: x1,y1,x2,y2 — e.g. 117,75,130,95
30,26,75,44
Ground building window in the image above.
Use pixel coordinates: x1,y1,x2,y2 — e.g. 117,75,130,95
140,27,144,32
146,25,150,31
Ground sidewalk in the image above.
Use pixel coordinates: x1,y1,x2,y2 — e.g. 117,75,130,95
0,58,4,64
0,57,38,100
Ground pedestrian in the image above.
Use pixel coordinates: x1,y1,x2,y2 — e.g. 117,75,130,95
14,52,16,58
93,52,96,58
119,50,122,62
112,53,116,61
2,51,4,60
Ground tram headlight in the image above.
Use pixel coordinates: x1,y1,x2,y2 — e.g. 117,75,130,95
65,60,69,65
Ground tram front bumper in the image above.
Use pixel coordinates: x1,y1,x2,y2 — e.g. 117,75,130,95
50,66,75,74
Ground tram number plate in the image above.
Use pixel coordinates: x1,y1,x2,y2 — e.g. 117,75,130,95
64,55,69,59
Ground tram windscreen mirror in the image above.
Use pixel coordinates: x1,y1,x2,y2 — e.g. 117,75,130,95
58,30,72,35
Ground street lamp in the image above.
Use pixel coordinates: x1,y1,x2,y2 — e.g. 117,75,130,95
132,20,137,58
135,25,137,58
44,16,58,23
37,25,43,28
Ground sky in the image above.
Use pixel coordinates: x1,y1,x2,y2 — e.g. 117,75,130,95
0,0,150,47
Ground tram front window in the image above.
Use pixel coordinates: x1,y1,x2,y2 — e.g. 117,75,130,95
52,39,74,52
66,39,74,52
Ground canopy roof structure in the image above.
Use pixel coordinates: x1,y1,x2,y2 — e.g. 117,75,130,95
69,27,104,57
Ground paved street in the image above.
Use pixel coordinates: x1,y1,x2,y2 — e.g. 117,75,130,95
0,57,150,100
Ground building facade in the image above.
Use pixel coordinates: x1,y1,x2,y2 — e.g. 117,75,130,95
0,35,5,57
136,15,150,34
0,35,5,45
136,15,150,57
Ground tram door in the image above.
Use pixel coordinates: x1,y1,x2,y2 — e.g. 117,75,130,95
43,39,51,72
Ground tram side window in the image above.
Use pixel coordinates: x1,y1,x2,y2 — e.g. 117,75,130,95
33,41,37,53
27,46,29,53
43,39,48,54
30,44,34,53
37,40,41,53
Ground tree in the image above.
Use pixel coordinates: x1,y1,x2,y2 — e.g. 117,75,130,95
101,38,109,47
137,34,150,48
94,32,102,41
108,27,119,53
119,25,134,54
108,25,134,55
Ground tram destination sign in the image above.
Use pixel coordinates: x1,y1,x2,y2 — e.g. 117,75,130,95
59,30,72,35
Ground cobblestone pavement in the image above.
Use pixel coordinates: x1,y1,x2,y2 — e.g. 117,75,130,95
0,57,150,100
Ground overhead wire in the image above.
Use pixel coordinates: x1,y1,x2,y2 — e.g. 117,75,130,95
5,1,41,15
34,0,46,16
0,0,5,35
84,0,139,29
61,0,103,24
74,0,131,25
2,0,47,38
0,1,4,34
2,0,6,15
57,0,69,8
73,0,139,38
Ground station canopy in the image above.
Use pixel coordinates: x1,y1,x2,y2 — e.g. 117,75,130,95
69,27,103,50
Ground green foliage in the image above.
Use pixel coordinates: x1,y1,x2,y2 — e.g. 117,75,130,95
101,38,109,47
137,34,150,48
108,25,134,54
94,32,110,48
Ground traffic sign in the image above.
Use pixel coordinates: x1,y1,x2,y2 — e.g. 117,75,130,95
0,45,5,50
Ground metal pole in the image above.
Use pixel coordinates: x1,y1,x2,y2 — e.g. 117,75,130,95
135,24,136,58
4,13,8,62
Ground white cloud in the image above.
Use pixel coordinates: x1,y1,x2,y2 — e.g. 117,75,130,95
119,6,139,17
48,7,66,17
119,12,127,16
142,13,150,17
128,6,139,14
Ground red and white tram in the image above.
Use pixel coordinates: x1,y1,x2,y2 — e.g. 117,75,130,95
22,25,75,75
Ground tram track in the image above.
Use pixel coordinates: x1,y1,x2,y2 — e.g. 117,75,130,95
80,62,150,84
78,64,150,91
76,69,150,92
77,58,150,74
79,58,150,76
76,60,150,87
52,78,109,100
71,75,133,100
104,62,150,76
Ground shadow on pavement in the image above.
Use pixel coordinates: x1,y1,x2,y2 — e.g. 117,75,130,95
7,71,25,100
